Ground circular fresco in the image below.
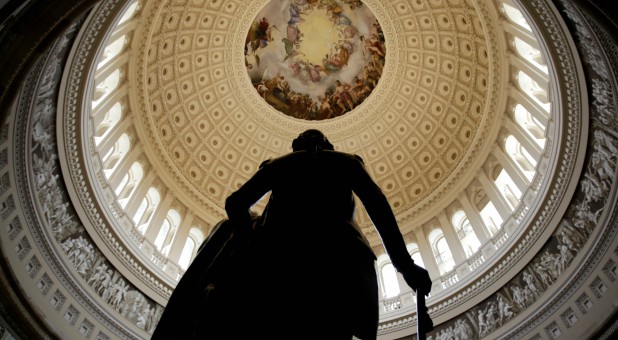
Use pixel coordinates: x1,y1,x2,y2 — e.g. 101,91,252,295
245,0,385,120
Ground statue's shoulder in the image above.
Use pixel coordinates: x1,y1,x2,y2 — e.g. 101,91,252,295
329,150,365,164
258,159,273,169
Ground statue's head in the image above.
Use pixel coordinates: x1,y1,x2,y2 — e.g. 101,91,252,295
292,129,334,152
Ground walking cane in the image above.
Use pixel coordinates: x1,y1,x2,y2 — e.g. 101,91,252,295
416,288,431,340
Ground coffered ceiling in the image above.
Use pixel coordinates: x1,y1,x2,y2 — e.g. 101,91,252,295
131,0,504,240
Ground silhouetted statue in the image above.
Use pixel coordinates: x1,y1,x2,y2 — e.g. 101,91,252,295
152,129,432,339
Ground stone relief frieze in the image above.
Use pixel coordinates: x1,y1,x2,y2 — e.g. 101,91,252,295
8,19,164,337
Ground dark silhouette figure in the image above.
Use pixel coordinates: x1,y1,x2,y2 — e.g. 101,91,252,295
151,129,432,339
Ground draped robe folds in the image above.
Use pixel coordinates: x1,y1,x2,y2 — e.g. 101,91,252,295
149,218,239,339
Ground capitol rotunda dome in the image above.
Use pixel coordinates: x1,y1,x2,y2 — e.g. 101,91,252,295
1,0,617,339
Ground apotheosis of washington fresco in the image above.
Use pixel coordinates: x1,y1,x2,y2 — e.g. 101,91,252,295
245,0,385,120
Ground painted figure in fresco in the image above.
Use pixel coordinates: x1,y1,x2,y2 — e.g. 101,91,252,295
318,95,333,119
288,3,306,25
246,17,276,56
283,38,305,61
333,79,354,112
323,44,351,72
286,23,301,43
351,76,371,104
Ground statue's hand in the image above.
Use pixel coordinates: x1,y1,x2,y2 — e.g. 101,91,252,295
401,263,432,296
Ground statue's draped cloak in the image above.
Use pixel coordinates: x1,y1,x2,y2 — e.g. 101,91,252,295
151,216,378,339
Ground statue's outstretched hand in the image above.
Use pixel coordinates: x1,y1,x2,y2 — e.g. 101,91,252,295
401,263,432,296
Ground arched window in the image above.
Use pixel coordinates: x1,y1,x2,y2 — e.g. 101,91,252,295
133,187,160,232
517,70,550,110
513,37,547,72
514,104,546,148
495,169,523,210
94,102,122,145
154,220,170,251
116,162,144,207
480,201,502,235
118,1,140,24
380,263,400,298
155,209,181,255
436,238,453,269
452,210,481,257
191,227,205,247
97,36,128,69
429,229,455,274
411,251,424,268
407,243,424,268
178,227,205,269
93,69,121,105
505,135,537,176
178,238,196,270
102,133,130,178
501,3,531,31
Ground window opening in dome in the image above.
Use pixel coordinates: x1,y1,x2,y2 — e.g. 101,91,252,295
381,263,400,298
452,210,481,257
429,229,455,275
155,209,181,256
501,3,531,31
189,227,205,249
517,71,550,111
102,133,130,178
514,104,547,149
93,69,121,106
178,227,205,269
94,102,122,145
98,36,128,69
178,238,196,270
116,162,144,207
115,172,130,197
480,202,502,236
495,169,523,211
154,220,170,251
411,250,424,268
513,37,548,73
134,187,161,232
118,1,140,25
505,135,538,176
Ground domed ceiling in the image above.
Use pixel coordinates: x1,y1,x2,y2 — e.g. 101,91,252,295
133,0,501,241
8,0,618,339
